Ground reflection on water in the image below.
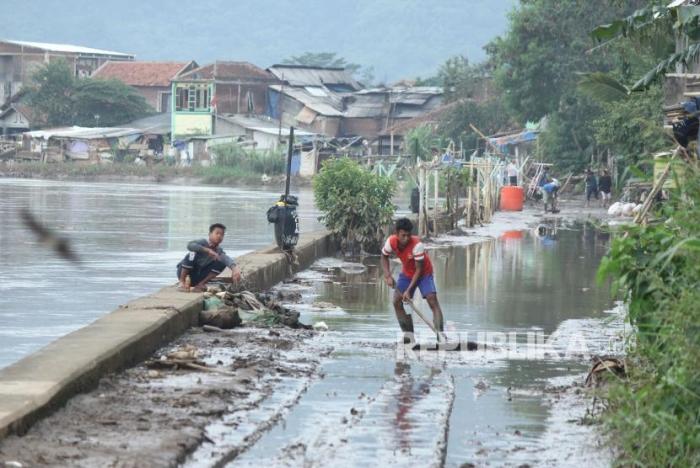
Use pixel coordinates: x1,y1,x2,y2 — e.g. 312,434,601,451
0,178,322,369
235,221,613,466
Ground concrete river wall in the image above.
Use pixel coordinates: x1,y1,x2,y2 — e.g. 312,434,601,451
0,230,337,439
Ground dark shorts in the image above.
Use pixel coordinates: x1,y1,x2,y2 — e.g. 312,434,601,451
509,176,518,186
586,186,598,200
397,273,437,299
177,252,226,285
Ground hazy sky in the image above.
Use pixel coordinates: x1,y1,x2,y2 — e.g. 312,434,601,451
4,0,516,80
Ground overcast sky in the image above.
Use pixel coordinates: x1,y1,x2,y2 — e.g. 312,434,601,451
4,0,516,81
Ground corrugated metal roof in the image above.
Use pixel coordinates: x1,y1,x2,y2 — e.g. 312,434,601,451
343,94,387,118
1,39,132,57
352,86,443,109
124,113,171,135
356,86,443,96
25,126,141,140
217,114,317,136
92,61,193,86
268,65,360,90
270,85,344,117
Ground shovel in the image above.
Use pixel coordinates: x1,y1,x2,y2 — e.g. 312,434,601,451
402,298,477,351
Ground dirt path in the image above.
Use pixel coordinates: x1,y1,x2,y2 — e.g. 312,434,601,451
0,327,331,467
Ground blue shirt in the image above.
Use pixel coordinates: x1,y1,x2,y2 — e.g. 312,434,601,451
543,182,558,193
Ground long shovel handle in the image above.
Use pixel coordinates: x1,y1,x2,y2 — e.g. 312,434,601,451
404,299,445,343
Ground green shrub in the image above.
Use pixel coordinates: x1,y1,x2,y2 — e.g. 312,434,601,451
598,160,700,466
313,157,396,253
211,143,285,175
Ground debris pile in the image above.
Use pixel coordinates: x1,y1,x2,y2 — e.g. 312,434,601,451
200,286,311,330
144,344,235,376
585,355,626,387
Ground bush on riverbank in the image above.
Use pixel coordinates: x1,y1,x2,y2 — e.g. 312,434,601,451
211,143,285,175
598,161,700,466
0,161,269,186
313,157,395,254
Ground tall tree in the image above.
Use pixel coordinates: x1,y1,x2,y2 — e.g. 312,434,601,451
25,59,153,128
73,79,152,127
486,0,636,123
26,59,76,127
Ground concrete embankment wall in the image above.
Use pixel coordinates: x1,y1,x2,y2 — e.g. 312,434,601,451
0,230,337,440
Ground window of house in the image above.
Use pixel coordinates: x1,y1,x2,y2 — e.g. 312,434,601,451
175,86,189,111
194,85,210,111
175,84,210,112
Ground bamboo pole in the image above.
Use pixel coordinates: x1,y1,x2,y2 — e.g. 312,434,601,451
466,163,473,228
433,167,439,236
634,155,673,225
476,167,481,225
418,165,427,236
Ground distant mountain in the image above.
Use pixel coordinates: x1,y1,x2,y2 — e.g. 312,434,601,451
3,0,515,81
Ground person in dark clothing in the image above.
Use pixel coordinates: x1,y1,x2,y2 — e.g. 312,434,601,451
598,169,613,207
584,169,599,207
177,223,241,291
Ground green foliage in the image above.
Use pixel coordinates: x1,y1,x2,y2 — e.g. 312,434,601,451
26,59,76,127
313,157,396,253
577,72,631,103
440,99,511,154
404,126,438,162
592,3,700,90
598,163,700,465
537,93,601,172
486,0,634,123
592,84,668,167
73,79,152,127
26,59,153,128
438,56,490,102
210,143,285,175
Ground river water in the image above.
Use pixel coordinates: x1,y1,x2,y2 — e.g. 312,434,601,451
0,178,322,369
227,221,617,466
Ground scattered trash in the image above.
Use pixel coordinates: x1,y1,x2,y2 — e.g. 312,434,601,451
607,202,622,216
608,202,643,218
167,344,199,361
216,289,312,329
200,307,242,329
146,345,235,376
585,356,625,387
313,321,329,331
276,290,303,303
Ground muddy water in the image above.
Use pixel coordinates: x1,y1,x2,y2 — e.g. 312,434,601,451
0,178,321,369
230,221,614,466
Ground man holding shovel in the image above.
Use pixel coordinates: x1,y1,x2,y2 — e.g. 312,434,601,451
381,218,445,343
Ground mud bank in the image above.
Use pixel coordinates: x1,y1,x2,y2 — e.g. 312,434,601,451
0,326,331,467
0,230,337,440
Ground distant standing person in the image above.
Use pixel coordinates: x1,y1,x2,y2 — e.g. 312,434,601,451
381,218,445,343
584,168,598,207
507,160,518,186
538,167,550,187
543,179,560,213
598,169,613,207
177,223,241,292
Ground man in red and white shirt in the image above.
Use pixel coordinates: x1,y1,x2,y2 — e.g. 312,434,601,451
381,218,444,340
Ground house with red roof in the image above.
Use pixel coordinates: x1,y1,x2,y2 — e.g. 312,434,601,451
93,60,197,113
171,61,278,137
